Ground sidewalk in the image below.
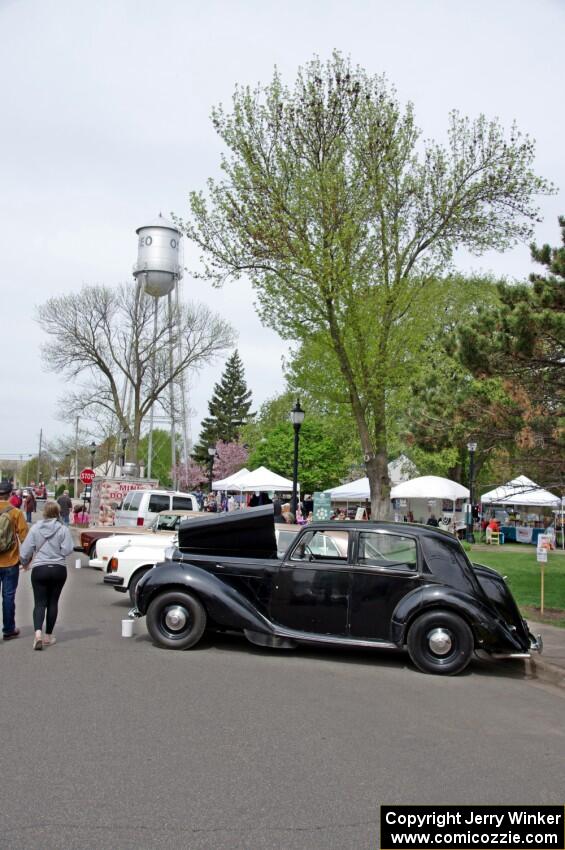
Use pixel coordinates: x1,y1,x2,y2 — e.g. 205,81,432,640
524,621,565,690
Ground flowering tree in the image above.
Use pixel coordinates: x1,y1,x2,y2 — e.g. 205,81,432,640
212,441,249,482
174,441,248,492
175,458,208,491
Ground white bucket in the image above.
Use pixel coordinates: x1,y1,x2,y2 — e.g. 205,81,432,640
75,558,81,569
121,619,134,638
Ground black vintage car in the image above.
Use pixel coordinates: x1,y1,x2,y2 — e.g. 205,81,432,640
130,506,542,675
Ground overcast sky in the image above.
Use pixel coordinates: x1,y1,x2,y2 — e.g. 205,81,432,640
1,0,563,463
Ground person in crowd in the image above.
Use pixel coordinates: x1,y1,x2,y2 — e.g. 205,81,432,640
73,505,90,526
24,489,37,524
20,500,74,650
426,514,439,527
57,490,73,525
273,499,285,524
335,509,347,521
301,494,314,517
249,492,260,507
0,480,29,641
281,503,295,524
9,488,23,509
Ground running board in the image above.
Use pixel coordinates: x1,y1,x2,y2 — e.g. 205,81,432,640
245,628,398,651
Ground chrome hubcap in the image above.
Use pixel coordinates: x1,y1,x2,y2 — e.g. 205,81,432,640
164,606,188,631
427,628,453,656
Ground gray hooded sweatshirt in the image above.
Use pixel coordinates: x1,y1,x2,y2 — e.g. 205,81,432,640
20,519,74,568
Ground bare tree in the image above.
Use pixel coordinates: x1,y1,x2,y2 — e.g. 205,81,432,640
37,283,235,463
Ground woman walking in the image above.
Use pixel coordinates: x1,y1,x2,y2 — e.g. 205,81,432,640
20,501,74,650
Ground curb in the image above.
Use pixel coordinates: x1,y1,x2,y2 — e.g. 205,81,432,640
524,657,565,691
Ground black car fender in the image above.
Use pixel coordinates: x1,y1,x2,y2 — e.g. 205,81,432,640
390,584,527,652
136,561,276,636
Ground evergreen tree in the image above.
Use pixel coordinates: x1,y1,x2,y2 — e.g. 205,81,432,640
193,350,253,462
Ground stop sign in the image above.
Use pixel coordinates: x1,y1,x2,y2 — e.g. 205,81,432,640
80,468,95,484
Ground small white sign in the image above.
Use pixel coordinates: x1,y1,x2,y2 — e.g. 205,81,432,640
536,548,547,563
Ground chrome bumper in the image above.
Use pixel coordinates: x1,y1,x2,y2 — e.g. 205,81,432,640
491,632,543,660
128,607,142,619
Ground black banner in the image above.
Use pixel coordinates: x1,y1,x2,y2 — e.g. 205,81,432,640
381,806,564,850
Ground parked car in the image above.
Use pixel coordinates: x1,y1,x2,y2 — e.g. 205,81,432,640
114,489,201,528
129,506,543,675
86,510,201,567
103,522,304,604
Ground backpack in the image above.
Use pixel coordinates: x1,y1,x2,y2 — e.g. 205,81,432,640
0,506,16,554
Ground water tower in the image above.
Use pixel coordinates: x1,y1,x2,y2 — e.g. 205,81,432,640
133,214,183,295
131,214,190,485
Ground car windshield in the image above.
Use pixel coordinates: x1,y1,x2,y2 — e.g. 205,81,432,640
152,514,179,531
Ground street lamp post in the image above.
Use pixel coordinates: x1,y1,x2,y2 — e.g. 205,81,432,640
208,447,216,500
120,436,128,473
290,398,305,516
466,441,477,543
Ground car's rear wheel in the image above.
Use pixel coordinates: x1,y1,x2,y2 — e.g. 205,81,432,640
128,568,150,604
146,591,206,650
407,610,474,675
88,543,97,559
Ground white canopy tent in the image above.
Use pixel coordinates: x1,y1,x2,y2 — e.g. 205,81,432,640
324,477,370,500
325,475,469,503
211,468,250,491
480,475,560,507
235,466,295,493
323,456,417,501
390,476,469,502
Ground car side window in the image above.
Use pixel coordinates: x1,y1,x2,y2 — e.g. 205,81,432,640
128,491,143,511
148,494,170,513
290,530,348,562
358,532,417,571
173,497,193,511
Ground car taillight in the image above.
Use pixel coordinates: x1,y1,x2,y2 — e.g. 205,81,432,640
137,517,144,526
109,557,118,572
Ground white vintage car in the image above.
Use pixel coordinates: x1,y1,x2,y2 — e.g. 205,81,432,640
102,536,176,602
89,511,199,570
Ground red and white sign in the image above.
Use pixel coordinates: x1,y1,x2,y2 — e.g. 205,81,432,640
80,468,96,485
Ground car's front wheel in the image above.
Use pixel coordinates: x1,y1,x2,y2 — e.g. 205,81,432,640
407,610,474,675
146,591,206,650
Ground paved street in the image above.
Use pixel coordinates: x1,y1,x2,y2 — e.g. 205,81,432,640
1,554,564,850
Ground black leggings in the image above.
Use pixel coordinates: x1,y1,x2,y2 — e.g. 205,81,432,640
31,564,67,633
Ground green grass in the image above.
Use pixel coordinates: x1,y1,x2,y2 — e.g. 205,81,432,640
469,546,565,627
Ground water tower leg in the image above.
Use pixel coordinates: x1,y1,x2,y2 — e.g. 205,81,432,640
147,297,159,480
167,290,177,490
175,280,192,465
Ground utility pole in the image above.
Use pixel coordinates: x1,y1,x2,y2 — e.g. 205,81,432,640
37,428,43,483
74,416,79,498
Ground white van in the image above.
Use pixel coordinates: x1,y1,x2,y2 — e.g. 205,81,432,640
114,489,201,527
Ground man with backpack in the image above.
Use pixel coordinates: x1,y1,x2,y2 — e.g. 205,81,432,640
0,480,29,640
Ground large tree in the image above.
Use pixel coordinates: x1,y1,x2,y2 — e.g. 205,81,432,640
37,284,235,465
456,219,565,487
193,349,253,462
177,53,552,517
